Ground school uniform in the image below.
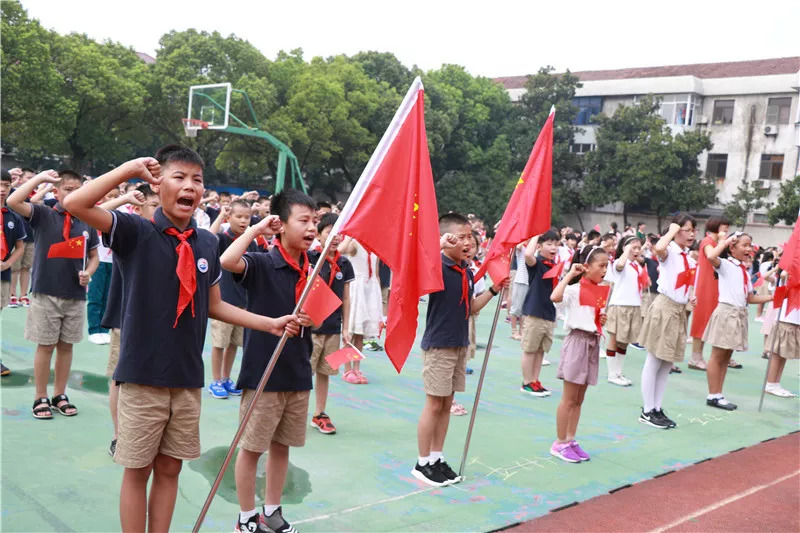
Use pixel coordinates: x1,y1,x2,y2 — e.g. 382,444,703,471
641,256,659,318
104,207,221,468
1,207,27,308
555,283,601,385
521,254,557,354
348,241,382,338
467,262,486,360
210,230,258,349
770,304,800,359
234,245,313,452
101,257,123,377
510,248,529,318
9,189,35,279
309,250,355,376
419,253,475,397
605,259,644,344
638,242,695,362
23,203,100,345
702,257,752,351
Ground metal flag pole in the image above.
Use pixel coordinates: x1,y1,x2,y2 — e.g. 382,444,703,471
192,236,337,533
758,275,784,413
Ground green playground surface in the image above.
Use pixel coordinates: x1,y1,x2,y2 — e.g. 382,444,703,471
2,302,798,532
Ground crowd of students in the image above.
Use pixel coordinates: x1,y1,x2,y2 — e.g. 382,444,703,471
1,145,798,532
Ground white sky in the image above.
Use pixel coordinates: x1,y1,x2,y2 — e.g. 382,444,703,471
22,0,799,78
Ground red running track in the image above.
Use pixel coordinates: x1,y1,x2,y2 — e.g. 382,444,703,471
507,432,800,532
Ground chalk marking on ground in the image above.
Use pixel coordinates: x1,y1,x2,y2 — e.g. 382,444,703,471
293,487,434,525
649,469,800,533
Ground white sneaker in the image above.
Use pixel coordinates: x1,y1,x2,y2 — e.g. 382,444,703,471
766,385,796,398
101,333,112,344
620,374,633,386
754,316,764,323
542,358,551,366
608,374,630,387
88,333,109,345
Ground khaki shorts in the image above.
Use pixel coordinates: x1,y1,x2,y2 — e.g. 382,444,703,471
239,389,310,452
311,333,340,376
422,346,468,397
211,319,243,349
11,243,34,272
24,293,85,345
0,281,9,309
521,315,555,353
106,328,121,377
115,384,202,468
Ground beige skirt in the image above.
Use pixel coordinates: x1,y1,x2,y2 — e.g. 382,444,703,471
768,322,800,359
641,292,656,318
638,294,688,363
702,303,748,352
606,305,642,344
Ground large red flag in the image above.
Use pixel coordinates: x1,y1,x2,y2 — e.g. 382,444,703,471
331,77,443,373
47,236,85,259
777,213,800,313
476,109,554,281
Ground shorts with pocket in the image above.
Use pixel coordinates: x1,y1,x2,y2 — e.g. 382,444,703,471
421,346,468,397
106,328,121,377
311,333,340,376
115,384,202,468
11,243,34,272
239,389,311,452
211,319,244,349
24,293,85,345
521,315,555,353
0,281,10,309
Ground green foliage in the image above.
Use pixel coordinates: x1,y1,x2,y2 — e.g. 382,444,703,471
722,180,772,228
767,175,800,225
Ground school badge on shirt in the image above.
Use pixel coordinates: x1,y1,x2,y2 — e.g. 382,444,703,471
197,258,208,273
335,271,343,280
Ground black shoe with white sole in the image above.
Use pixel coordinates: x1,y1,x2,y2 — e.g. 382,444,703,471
707,397,737,411
639,408,671,429
433,459,462,484
654,408,677,428
411,461,450,487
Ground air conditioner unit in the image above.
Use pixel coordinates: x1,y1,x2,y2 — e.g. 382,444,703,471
755,180,772,190
764,125,778,136
697,115,709,125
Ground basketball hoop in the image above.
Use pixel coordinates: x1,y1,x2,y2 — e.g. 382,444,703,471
182,118,209,138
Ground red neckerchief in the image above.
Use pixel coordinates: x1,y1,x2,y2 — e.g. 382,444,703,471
630,261,649,293
255,234,270,249
225,229,240,241
163,227,196,328
276,240,309,303
449,262,470,319
579,277,610,335
729,258,749,297
325,252,341,287
0,208,8,259
367,251,374,279
674,251,695,293
54,206,71,241
541,258,558,288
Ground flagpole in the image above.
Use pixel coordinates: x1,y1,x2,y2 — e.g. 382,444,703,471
192,236,336,533
758,275,784,412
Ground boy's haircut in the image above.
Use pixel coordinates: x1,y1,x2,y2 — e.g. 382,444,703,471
615,235,641,259
230,199,251,212
671,212,697,229
648,233,660,245
21,167,36,175
270,188,317,222
540,229,560,243
138,184,158,199
317,212,338,234
155,144,205,170
316,200,332,210
705,215,731,233
587,229,600,241
219,191,231,198
762,251,774,263
637,221,646,228
58,169,83,184
601,233,616,243
0,169,11,182
438,212,470,235
258,195,270,203
610,221,618,231
566,233,578,243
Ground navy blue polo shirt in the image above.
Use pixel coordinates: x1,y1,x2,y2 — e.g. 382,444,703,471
420,253,475,350
1,208,27,282
9,189,34,243
644,257,659,294
104,207,221,388
217,230,257,308
205,206,220,222
27,203,100,300
522,254,556,322
309,250,355,335
100,257,122,329
234,246,313,392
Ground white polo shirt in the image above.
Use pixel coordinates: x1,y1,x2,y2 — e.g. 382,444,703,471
557,283,600,334
715,257,752,308
780,300,800,326
607,259,643,307
657,242,696,305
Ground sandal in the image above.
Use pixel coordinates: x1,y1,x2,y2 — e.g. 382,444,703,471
32,397,53,419
355,370,369,384
450,403,468,416
343,369,360,384
688,361,707,371
51,394,78,416
728,359,743,369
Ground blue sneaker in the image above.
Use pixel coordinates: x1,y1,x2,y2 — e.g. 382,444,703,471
222,378,242,396
208,380,228,399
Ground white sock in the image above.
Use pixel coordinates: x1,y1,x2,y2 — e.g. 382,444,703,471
641,352,660,412
417,455,430,466
707,393,723,400
430,451,443,463
239,509,258,523
766,382,778,389
717,397,731,406
263,504,279,517
652,358,672,410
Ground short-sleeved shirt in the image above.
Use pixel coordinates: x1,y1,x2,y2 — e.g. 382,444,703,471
420,253,475,350
656,242,695,305
556,284,598,334
27,203,100,300
234,246,313,392
104,207,221,388
606,259,643,307
9,189,34,243
644,257,659,294
100,257,122,330
309,250,355,335
1,208,27,282
715,257,752,308
217,230,257,308
514,249,529,284
522,254,556,322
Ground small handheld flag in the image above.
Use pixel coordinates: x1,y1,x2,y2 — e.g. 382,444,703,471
47,236,85,259
302,275,342,327
325,343,366,369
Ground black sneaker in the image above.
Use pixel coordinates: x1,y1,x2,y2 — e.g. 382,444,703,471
433,459,462,485
639,408,670,429
109,439,117,457
669,365,682,374
654,409,677,428
706,397,737,411
262,506,297,533
234,513,269,533
411,461,449,487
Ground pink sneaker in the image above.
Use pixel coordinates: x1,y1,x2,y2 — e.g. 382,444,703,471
549,441,582,463
343,369,360,384
569,440,590,461
356,370,368,384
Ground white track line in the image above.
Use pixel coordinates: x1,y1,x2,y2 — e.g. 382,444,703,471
649,469,800,533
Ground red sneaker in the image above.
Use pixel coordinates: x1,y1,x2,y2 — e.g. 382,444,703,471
20,296,31,308
8,296,19,308
310,413,336,434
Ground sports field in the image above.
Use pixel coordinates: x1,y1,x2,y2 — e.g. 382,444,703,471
1,302,798,532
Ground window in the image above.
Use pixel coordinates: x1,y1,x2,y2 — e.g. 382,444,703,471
572,97,602,125
706,154,728,179
759,154,784,179
636,94,702,125
753,213,770,224
766,97,792,124
570,143,595,154
712,100,734,125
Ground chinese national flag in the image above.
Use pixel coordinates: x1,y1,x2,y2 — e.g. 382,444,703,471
302,275,342,327
777,213,800,313
476,109,554,282
325,344,365,370
331,77,443,372
579,278,611,334
47,236,85,259
542,261,565,283
486,251,511,286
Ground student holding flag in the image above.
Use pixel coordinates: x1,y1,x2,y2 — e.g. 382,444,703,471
7,169,100,419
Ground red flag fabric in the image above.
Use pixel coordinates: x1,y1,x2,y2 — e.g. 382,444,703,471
0,208,8,259
331,77,443,373
777,214,800,313
542,261,565,282
579,278,611,334
476,110,554,281
302,274,342,327
593,224,601,232
325,344,365,370
47,236,85,259
486,251,511,286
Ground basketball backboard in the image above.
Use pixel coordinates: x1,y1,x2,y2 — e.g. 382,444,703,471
186,82,232,132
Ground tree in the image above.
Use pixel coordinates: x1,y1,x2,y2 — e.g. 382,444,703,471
767,175,800,225
583,96,717,230
722,181,772,229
